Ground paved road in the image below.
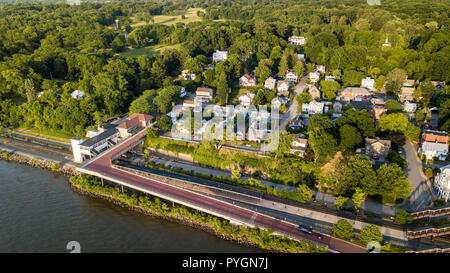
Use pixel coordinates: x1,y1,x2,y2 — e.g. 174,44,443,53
398,140,435,211
117,160,408,244
279,76,307,131
80,131,367,253
140,152,401,217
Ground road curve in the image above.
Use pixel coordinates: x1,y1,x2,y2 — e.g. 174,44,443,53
81,132,367,253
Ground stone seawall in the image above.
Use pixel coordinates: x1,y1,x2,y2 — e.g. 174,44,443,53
0,146,79,175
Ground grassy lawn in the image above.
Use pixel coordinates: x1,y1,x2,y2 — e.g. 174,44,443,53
14,127,73,144
131,8,205,27
118,43,182,58
230,87,259,105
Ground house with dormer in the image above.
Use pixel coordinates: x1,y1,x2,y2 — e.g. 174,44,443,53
212,50,228,62
365,137,391,159
195,87,214,103
277,80,290,96
419,130,449,161
288,36,306,46
285,70,298,83
239,74,257,87
308,84,321,100
309,71,320,83
291,133,308,156
265,77,277,90
238,93,255,106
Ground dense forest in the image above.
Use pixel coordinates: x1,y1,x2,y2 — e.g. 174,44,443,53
0,0,448,138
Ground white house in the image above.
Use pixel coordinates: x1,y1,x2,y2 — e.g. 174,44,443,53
285,70,298,83
302,101,324,115
180,70,196,81
434,164,450,202
291,133,308,156
420,130,449,161
183,99,196,109
403,101,417,113
288,36,306,46
71,90,84,100
247,127,267,143
277,80,290,93
297,54,305,60
265,77,277,90
325,76,336,81
309,72,320,83
238,93,255,106
271,97,282,109
195,87,214,102
315,65,326,74
271,97,288,109
420,142,448,161
249,109,271,122
239,74,257,87
212,50,228,62
361,77,375,91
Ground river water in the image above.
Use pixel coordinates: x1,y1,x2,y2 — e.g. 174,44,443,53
0,160,259,253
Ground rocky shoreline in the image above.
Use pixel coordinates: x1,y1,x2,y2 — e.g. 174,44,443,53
0,146,275,252
0,143,325,253
0,149,77,175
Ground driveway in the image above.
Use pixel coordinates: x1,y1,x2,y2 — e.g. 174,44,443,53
279,76,307,131
397,140,436,211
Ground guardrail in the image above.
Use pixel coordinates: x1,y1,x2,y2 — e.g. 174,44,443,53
115,158,406,233
107,164,367,252
410,205,450,220
406,224,450,239
406,247,450,253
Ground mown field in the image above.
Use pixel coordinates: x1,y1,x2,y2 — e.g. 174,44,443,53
14,127,73,143
118,43,182,58
131,8,205,27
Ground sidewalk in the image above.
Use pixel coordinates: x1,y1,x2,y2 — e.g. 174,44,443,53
125,159,408,243
136,154,399,217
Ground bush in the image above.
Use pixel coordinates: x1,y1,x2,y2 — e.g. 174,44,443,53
424,167,434,179
359,225,383,245
332,219,354,241
51,163,60,172
394,209,413,225
69,175,327,253
1,151,12,159
433,198,447,208
387,151,408,168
